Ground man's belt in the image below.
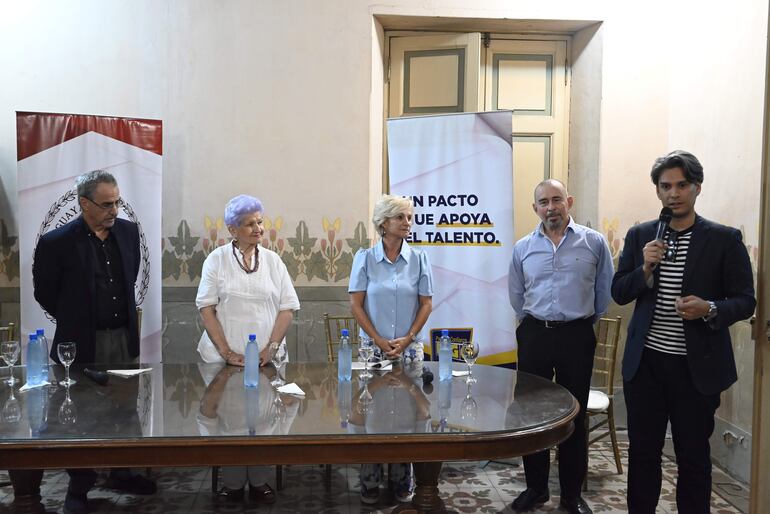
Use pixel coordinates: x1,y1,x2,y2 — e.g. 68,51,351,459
525,316,591,329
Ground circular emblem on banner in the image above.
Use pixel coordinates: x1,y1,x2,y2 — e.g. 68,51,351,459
34,189,151,322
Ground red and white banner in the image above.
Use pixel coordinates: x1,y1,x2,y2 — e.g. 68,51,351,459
16,112,163,363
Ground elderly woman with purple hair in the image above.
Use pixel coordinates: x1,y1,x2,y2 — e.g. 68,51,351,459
195,194,300,503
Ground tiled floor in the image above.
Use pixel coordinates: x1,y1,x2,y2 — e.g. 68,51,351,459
0,439,749,513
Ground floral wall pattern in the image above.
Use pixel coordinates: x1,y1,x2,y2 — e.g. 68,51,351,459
0,216,759,287
0,220,19,286
160,216,372,286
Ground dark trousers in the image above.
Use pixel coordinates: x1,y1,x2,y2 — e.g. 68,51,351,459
516,317,596,500
624,348,720,514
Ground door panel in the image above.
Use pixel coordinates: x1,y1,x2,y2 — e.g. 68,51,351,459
485,40,569,240
513,136,551,241
389,33,482,117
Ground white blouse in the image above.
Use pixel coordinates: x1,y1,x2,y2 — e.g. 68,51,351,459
195,243,300,363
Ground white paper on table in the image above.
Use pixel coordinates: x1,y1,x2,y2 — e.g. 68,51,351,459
19,380,51,392
277,382,305,396
353,360,394,371
452,370,470,377
107,368,153,378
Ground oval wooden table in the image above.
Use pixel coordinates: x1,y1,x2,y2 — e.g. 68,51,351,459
0,361,578,513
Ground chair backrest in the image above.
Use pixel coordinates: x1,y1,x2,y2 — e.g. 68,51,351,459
592,316,622,395
0,322,15,342
323,313,360,363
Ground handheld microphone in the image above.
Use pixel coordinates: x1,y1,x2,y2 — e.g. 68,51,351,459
83,368,110,385
654,207,673,242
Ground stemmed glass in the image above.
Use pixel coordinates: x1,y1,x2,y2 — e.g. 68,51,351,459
356,376,373,415
461,341,480,384
57,342,77,387
58,386,77,425
2,394,20,424
461,383,478,422
270,345,285,389
358,337,374,380
1,340,20,386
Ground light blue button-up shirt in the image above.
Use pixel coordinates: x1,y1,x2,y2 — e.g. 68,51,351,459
508,217,613,322
349,240,434,341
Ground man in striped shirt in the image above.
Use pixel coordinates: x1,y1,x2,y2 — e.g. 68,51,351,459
612,150,755,514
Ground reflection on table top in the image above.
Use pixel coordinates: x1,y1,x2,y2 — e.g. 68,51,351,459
0,361,576,442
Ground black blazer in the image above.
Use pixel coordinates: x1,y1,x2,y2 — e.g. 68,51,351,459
611,215,755,395
33,216,141,364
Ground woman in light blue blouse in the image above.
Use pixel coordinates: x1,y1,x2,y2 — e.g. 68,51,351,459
348,194,434,505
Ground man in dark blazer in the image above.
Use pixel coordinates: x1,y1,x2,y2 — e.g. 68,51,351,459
33,174,140,365
612,150,755,514
29,170,154,514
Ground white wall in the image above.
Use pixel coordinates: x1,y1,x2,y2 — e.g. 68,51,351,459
0,0,766,468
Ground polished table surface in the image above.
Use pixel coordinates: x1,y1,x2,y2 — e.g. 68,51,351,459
0,361,578,469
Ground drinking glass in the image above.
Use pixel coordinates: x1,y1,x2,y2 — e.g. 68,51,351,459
2,396,20,424
461,383,478,422
0,340,20,387
57,342,77,387
270,346,285,388
58,387,77,425
358,337,374,380
356,376,373,415
461,341,480,384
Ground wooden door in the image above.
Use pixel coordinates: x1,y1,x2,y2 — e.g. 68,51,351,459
484,39,570,240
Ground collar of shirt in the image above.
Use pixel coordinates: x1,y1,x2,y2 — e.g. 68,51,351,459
534,216,576,245
373,239,412,264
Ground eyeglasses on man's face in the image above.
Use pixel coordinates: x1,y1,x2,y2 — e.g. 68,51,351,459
85,196,125,211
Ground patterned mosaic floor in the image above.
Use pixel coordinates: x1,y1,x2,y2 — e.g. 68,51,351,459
0,439,749,513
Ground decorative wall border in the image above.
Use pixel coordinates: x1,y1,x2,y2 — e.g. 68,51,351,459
160,216,371,285
0,216,759,286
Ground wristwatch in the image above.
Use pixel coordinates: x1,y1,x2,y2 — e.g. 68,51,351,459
269,341,280,351
408,332,417,343
703,301,718,321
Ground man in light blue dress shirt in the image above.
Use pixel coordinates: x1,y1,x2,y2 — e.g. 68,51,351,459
508,179,613,514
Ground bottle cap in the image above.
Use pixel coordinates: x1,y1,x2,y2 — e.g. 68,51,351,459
341,329,349,337
36,329,45,336
29,333,37,341
441,329,449,337
248,334,257,341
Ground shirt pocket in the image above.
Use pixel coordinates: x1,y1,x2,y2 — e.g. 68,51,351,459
566,250,598,279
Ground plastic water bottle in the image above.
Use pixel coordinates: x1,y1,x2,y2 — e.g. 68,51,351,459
35,329,49,382
439,329,452,381
245,385,260,435
244,334,260,388
438,377,452,430
337,329,352,382
338,379,352,428
27,387,48,436
26,333,44,386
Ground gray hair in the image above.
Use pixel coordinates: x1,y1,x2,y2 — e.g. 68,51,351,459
75,170,117,199
372,194,413,236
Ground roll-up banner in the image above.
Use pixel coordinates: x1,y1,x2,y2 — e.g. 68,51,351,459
16,111,163,363
387,111,517,367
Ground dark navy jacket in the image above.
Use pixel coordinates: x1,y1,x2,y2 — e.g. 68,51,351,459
611,215,755,395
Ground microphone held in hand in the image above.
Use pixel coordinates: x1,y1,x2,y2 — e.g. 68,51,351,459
83,368,109,386
655,207,673,242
